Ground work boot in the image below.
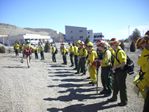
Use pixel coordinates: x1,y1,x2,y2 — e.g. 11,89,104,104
117,102,127,106
107,97,117,102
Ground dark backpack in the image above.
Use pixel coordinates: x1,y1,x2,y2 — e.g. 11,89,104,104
124,55,134,75
115,49,134,75
24,48,32,55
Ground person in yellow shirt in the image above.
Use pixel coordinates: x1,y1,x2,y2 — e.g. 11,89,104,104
38,42,44,60
61,43,68,65
51,44,57,62
33,44,39,59
75,41,88,75
73,40,80,70
108,38,128,106
68,43,74,67
13,41,20,56
134,35,149,112
87,41,98,85
96,40,112,96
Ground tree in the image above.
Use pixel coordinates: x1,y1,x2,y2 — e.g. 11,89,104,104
129,28,141,41
130,41,136,52
85,36,90,45
44,41,50,52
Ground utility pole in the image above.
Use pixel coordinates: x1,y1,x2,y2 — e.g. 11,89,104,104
128,25,130,38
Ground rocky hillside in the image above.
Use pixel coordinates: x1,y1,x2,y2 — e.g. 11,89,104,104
0,23,64,42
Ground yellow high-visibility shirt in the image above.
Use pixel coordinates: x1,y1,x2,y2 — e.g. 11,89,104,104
14,43,20,50
69,45,74,53
51,46,56,53
113,46,127,66
88,49,97,64
109,47,115,56
78,47,88,58
137,48,149,73
62,47,68,55
101,49,112,67
73,46,78,56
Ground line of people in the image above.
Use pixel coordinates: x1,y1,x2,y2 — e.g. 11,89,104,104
12,31,149,111
133,31,149,112
13,41,46,68
58,32,148,109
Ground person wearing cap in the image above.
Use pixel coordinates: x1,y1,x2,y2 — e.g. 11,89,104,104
134,37,149,112
51,44,57,62
61,43,68,65
87,41,98,85
75,41,88,75
13,41,20,56
73,41,79,70
96,40,112,96
68,43,74,67
38,42,45,60
107,38,128,106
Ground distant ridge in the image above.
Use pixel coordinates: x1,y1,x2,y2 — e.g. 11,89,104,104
0,23,64,42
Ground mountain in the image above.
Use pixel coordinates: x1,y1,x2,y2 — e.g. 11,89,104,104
0,23,64,42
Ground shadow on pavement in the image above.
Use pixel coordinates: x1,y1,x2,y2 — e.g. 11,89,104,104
46,101,118,112
60,78,87,82
2,65,27,68
48,74,75,77
48,71,75,74
50,64,66,67
44,86,106,102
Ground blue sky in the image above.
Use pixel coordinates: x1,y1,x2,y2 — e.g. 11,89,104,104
0,0,149,39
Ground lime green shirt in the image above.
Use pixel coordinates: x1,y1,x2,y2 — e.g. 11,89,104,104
113,46,127,66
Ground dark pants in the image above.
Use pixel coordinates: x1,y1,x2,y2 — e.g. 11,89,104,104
70,53,74,66
40,51,44,60
101,66,112,93
35,51,38,59
52,53,56,62
62,54,67,64
112,68,127,103
74,55,78,69
77,57,86,74
15,49,19,56
143,90,149,112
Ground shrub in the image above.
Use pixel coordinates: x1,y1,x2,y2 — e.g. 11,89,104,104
0,46,5,53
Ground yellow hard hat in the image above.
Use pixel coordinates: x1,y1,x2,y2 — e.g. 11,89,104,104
87,41,93,47
76,40,81,44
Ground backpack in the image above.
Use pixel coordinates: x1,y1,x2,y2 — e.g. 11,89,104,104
115,49,134,75
24,48,32,55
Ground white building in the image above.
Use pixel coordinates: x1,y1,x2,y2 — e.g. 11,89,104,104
23,34,53,45
65,26,88,42
0,34,53,46
65,25,103,43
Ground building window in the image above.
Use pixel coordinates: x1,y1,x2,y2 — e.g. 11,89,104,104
79,30,83,32
80,36,83,39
